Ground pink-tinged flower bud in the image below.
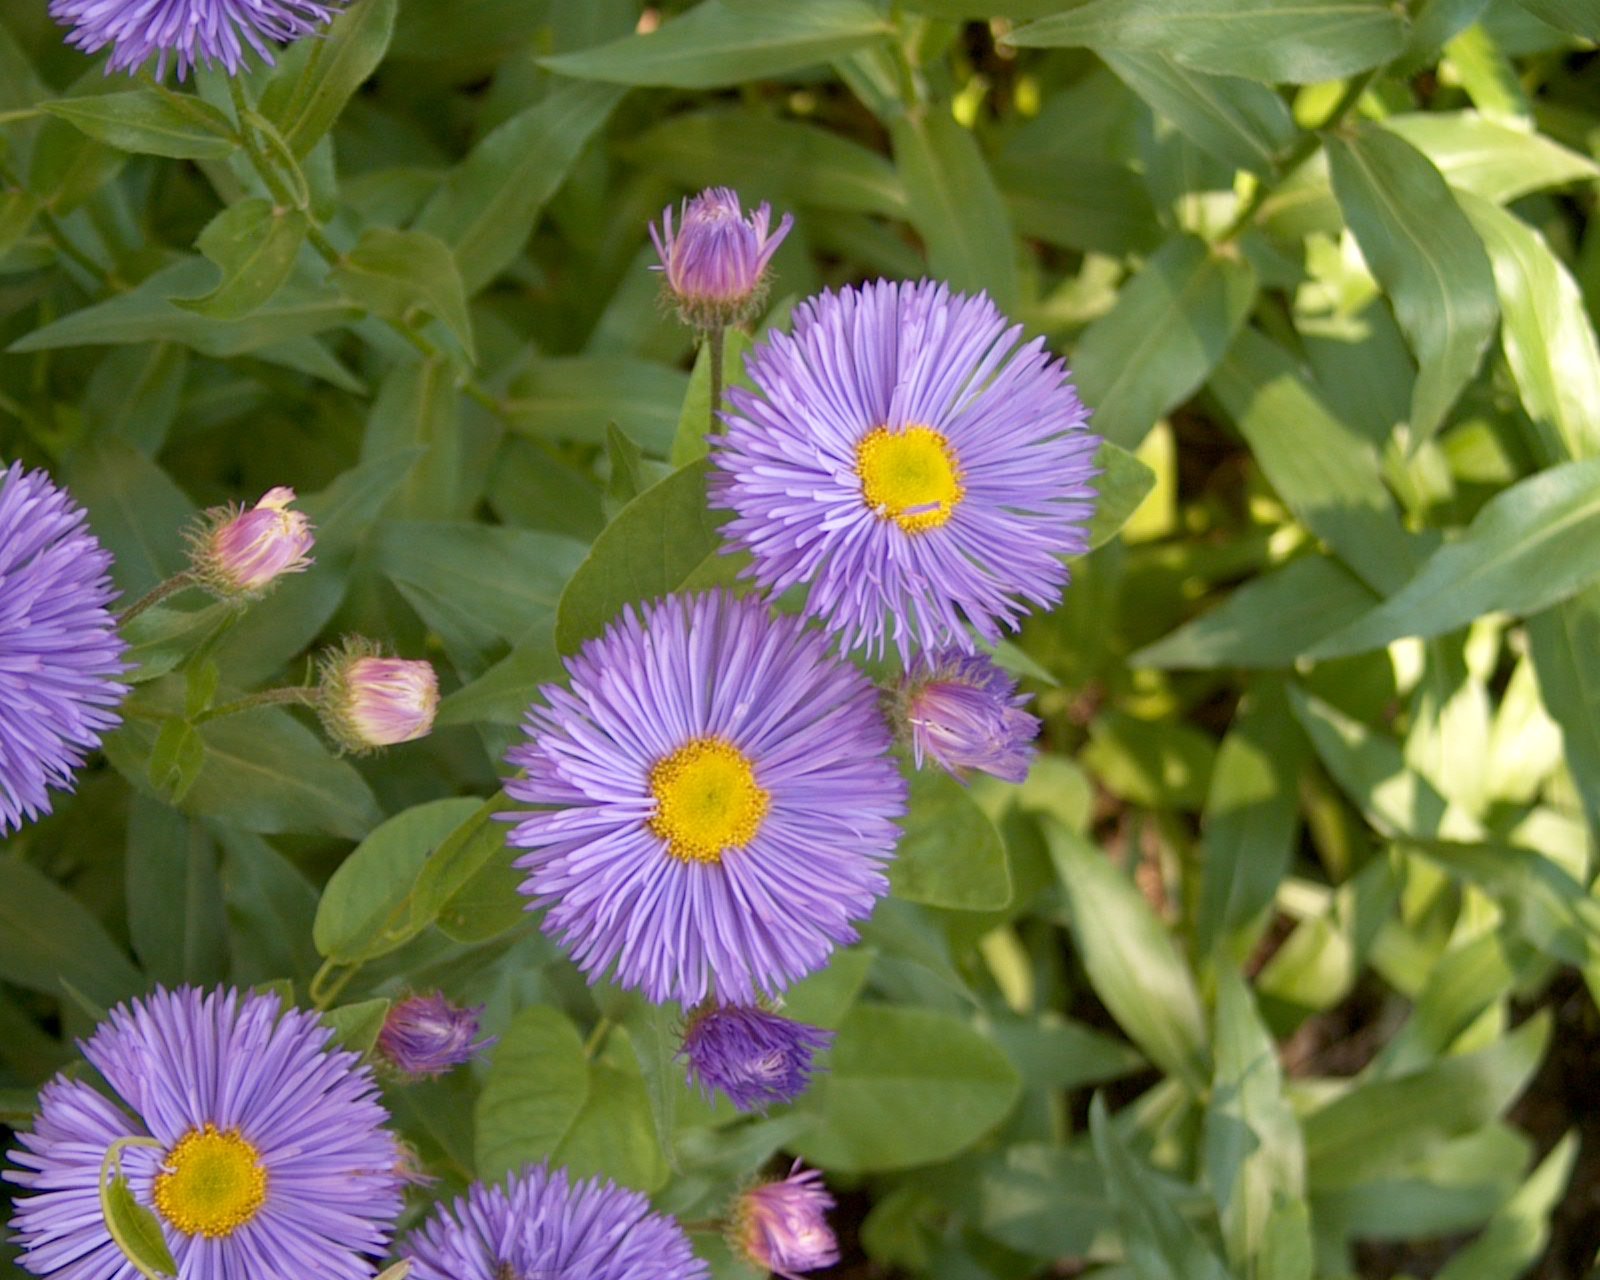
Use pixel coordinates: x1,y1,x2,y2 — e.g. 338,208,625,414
894,650,1041,784
732,1162,839,1279
649,187,793,330
318,639,439,755
376,993,493,1080
191,486,314,598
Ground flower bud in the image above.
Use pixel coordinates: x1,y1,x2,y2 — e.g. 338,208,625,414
317,639,439,755
649,187,793,330
680,1004,832,1113
376,993,492,1080
191,486,314,598
894,650,1040,784
732,1163,839,1278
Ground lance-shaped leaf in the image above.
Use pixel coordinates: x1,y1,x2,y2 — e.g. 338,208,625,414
332,227,475,360
43,90,236,159
260,0,397,156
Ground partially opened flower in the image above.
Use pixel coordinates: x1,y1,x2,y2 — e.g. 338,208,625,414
895,649,1040,783
376,993,493,1080
680,1004,833,1113
403,1162,708,1280
50,0,342,78
733,1163,838,1279
712,279,1099,660
7,986,402,1280
191,486,314,599
0,461,128,836
318,639,439,754
502,590,905,1005
650,187,793,330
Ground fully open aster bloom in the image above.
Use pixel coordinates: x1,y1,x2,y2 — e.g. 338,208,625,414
712,279,1099,660
50,0,341,78
650,187,793,330
680,1004,833,1113
732,1163,838,1279
0,462,128,836
895,649,1040,783
7,987,402,1280
502,590,905,1006
403,1163,708,1280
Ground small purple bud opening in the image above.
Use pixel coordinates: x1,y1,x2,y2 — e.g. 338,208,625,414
679,1005,833,1113
734,1162,839,1279
193,486,314,597
377,994,493,1080
895,650,1041,784
318,639,439,755
649,187,793,330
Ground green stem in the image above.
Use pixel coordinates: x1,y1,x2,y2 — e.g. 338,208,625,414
707,326,726,438
0,108,40,127
583,1016,614,1059
118,572,199,625
193,685,319,724
309,956,357,1011
1219,67,1380,242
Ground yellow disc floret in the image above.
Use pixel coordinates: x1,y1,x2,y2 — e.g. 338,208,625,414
153,1124,268,1239
648,737,770,864
856,425,964,533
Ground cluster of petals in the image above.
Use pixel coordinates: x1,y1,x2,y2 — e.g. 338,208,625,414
49,0,342,78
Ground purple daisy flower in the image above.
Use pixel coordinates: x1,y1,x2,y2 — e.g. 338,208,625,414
376,993,493,1080
895,649,1041,783
0,462,128,836
7,987,403,1280
650,187,793,330
49,0,341,79
711,279,1099,660
402,1162,708,1280
502,590,905,1006
733,1162,839,1279
680,1004,833,1113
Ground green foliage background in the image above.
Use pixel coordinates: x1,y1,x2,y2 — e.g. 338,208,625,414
2,0,1599,1276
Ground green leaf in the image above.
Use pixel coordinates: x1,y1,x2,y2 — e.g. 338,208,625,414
1527,586,1600,834
671,331,753,466
1327,123,1499,445
1046,822,1210,1090
1311,457,1600,658
1434,1131,1578,1280
1302,1012,1550,1190
148,718,206,804
1075,235,1257,451
261,0,397,157
331,228,476,360
42,90,236,159
541,0,890,88
1084,440,1158,550
176,198,308,321
792,1004,1020,1172
1007,0,1409,84
0,856,143,1007
890,108,1019,313
1210,328,1420,595
1204,969,1305,1273
1195,681,1310,955
63,438,193,597
322,998,391,1056
1088,1094,1233,1280
891,770,1012,911
125,795,227,988
1101,51,1296,175
1460,194,1600,463
1082,710,1216,809
503,356,689,456
313,798,482,963
1512,0,1600,38
1383,112,1598,204
626,109,906,217
555,460,726,655
417,80,626,293
477,1006,667,1191
408,791,512,934
0,188,38,261
103,1173,178,1278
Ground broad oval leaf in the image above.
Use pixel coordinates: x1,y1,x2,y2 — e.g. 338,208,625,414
103,1173,179,1278
177,199,308,321
891,770,1012,911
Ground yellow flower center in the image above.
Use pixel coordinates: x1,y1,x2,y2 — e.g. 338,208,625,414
856,425,964,533
152,1124,268,1239
648,737,769,864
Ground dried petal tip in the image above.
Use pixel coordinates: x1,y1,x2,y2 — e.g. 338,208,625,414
377,994,493,1080
49,0,342,79
680,1005,833,1113
318,638,439,755
733,1163,839,1279
895,650,1041,784
650,187,793,330
192,486,314,598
